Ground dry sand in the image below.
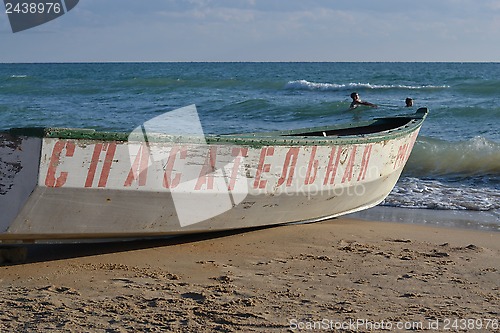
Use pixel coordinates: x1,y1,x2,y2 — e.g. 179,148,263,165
0,218,498,332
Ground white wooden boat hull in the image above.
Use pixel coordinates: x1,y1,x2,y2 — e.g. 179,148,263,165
0,109,427,242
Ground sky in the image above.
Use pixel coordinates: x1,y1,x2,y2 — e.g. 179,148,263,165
1,0,500,62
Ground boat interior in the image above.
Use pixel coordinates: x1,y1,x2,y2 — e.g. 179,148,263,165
285,117,411,137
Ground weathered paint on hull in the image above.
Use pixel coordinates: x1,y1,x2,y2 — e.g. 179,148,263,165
0,134,41,234
0,110,426,242
4,174,400,240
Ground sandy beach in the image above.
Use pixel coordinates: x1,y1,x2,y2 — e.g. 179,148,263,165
0,217,498,332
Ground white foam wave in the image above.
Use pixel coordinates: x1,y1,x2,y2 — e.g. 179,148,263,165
406,136,500,177
384,177,500,212
285,80,449,91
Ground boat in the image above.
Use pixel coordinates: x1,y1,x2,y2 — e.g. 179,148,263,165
0,108,428,243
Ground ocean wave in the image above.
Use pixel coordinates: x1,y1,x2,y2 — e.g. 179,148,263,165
284,80,449,91
431,106,500,118
404,136,500,177
455,80,500,95
383,177,500,212
388,137,499,213
220,99,273,114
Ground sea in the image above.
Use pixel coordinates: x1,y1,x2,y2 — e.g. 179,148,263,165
0,62,498,231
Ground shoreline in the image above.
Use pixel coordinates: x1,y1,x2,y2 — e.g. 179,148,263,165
350,206,500,232
1,217,499,332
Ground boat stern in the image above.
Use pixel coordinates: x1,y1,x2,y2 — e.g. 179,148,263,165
0,132,42,236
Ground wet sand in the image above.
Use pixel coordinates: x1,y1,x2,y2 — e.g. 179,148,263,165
0,218,499,332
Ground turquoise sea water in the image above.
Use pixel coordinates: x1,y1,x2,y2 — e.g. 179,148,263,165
0,62,499,230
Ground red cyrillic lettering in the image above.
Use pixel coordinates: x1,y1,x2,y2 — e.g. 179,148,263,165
357,144,372,181
394,143,408,169
163,146,187,189
254,147,274,189
341,146,357,183
45,140,75,188
228,147,248,191
124,144,150,187
277,147,299,187
323,147,340,185
85,143,117,188
195,147,217,190
305,146,319,185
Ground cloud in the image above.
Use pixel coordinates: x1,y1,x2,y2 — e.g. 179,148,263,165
1,0,499,61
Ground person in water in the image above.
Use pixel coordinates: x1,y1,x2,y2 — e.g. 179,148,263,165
350,92,377,109
405,97,414,107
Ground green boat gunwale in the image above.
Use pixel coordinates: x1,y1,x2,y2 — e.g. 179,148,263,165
7,108,428,147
